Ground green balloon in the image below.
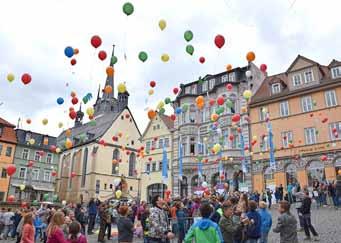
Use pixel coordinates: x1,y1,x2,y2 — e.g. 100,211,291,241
123,2,134,16
186,44,194,55
182,104,189,112
198,76,203,85
216,107,224,115
138,51,148,62
111,56,118,65
226,99,233,108
52,195,58,202
43,193,49,201
164,97,171,104
32,200,39,206
184,30,193,42
159,107,165,115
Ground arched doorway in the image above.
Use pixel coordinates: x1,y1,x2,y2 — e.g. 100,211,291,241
264,166,275,190
285,163,297,186
180,176,188,198
147,183,167,203
307,161,325,185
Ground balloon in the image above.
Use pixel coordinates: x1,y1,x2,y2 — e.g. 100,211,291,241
19,185,25,191
55,147,61,153
211,113,219,122
91,35,102,48
106,67,114,77
164,97,171,104
213,143,221,153
58,122,63,128
217,96,225,106
21,73,32,85
115,190,122,198
184,30,193,42
113,178,121,187
65,138,73,149
26,118,31,124
71,97,78,105
209,98,215,106
226,83,233,91
260,64,267,72
159,19,166,30
52,195,58,202
138,51,148,62
226,64,232,71
111,55,118,65
243,90,252,100
86,107,94,116
216,106,224,115
232,114,241,123
7,73,15,82
71,171,76,178
73,48,79,55
245,70,252,78
104,85,113,94
150,81,156,88
199,57,205,64
70,91,77,98
214,34,225,49
7,195,15,202
159,107,165,115
161,54,170,62
173,87,179,95
157,101,165,109
202,181,208,188
118,83,127,93
170,114,176,121
6,165,16,176
122,2,134,16
64,46,74,58
186,45,194,55
27,160,34,167
29,138,35,145
148,110,156,120
175,107,182,114
98,51,107,61
65,129,72,137
320,155,328,161
246,51,256,62
42,118,48,125
57,97,64,105
148,89,154,96
69,110,77,119
195,95,204,105
70,59,77,66
182,104,189,112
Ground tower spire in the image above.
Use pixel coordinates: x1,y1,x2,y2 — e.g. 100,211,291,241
103,45,115,100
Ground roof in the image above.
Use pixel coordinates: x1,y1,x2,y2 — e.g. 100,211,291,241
329,59,341,68
0,117,15,128
0,117,17,144
159,114,174,130
286,55,320,73
15,129,57,150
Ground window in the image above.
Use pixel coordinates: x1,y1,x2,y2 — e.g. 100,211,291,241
19,167,27,179
128,153,136,177
164,138,170,147
104,183,107,190
209,79,215,89
146,141,151,153
0,144,2,155
146,164,151,173
202,81,208,92
304,69,314,83
43,136,49,146
281,131,293,148
185,86,191,94
279,101,290,117
329,122,341,140
304,127,317,145
159,161,162,171
32,169,40,180
325,90,337,107
229,73,235,82
230,129,239,149
34,151,41,161
151,140,156,149
81,148,88,186
152,162,156,172
112,149,120,175
260,136,269,152
157,138,163,149
221,75,228,83
259,107,267,121
46,153,53,164
292,74,302,86
25,132,31,142
1,168,7,178
272,83,281,94
43,170,51,182
190,137,195,155
22,149,29,160
191,85,197,94
5,147,12,157
301,96,313,112
331,67,341,79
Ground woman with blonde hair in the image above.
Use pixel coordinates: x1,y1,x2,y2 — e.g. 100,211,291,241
20,213,35,243
46,212,67,243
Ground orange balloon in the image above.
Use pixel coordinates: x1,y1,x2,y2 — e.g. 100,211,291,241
74,48,79,55
195,95,204,104
246,52,256,62
104,85,113,94
226,64,232,71
112,159,118,165
106,67,114,77
70,91,76,98
26,118,31,124
65,129,72,137
148,109,156,120
338,169,341,176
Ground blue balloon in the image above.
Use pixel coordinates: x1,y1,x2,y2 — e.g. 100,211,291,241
57,97,64,105
64,46,74,58
175,107,182,114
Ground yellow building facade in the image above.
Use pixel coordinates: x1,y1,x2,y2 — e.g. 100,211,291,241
249,56,341,192
140,113,174,202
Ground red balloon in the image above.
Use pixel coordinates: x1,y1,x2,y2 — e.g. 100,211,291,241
226,83,233,91
99,139,106,146
50,145,56,153
170,114,176,121
125,114,130,119
209,98,215,106
150,81,156,88
51,171,57,177
98,51,107,61
7,195,15,202
6,165,16,176
173,87,179,95
70,59,77,66
71,172,76,178
71,97,78,105
320,155,328,161
69,110,77,120
21,73,32,85
217,96,225,106
231,114,241,123
322,118,328,123
27,161,34,167
260,64,267,72
91,35,102,48
199,57,205,64
21,202,28,208
332,127,337,133
229,134,234,141
214,34,225,49
148,157,152,161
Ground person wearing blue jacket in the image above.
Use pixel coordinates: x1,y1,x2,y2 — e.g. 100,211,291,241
258,201,272,243
245,200,261,243
87,198,97,235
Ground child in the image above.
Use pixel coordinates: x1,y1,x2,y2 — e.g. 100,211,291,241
67,221,87,243
273,201,298,243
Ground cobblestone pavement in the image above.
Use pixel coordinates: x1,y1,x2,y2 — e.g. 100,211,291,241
1,206,340,243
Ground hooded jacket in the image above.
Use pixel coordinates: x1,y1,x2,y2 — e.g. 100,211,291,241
258,208,272,233
184,218,223,243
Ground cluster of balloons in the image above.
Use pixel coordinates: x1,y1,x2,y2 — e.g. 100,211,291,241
64,46,79,66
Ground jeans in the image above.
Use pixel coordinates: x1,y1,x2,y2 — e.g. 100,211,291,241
247,239,259,243
302,214,318,237
260,232,268,243
2,225,13,239
88,214,96,233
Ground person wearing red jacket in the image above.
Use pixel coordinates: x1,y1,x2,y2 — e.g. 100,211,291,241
46,212,68,243
20,213,35,243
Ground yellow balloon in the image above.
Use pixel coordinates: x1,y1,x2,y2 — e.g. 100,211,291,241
29,138,35,145
243,90,252,100
157,101,165,109
159,19,167,30
252,135,257,141
7,73,15,82
58,122,63,128
65,129,72,137
161,54,170,62
65,138,73,149
211,113,219,122
213,143,221,153
86,107,94,116
241,106,247,113
42,118,48,125
19,184,25,191
118,83,127,93
148,89,154,96
55,147,61,153
115,190,122,199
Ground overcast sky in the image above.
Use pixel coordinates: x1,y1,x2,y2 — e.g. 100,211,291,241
0,0,340,137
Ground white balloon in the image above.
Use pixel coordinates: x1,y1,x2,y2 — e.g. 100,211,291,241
114,178,121,187
62,200,67,205
245,70,252,78
202,181,208,188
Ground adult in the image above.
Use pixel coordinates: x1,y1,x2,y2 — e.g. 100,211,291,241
266,190,273,209
245,200,261,243
219,201,243,243
273,201,298,243
176,202,186,243
258,201,272,243
87,198,97,235
20,213,35,243
74,204,86,234
140,205,150,243
117,205,134,243
67,221,87,243
335,174,341,208
299,191,319,241
97,203,108,243
278,184,284,201
2,208,14,239
46,212,67,243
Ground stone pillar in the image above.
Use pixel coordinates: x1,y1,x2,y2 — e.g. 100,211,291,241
274,172,286,187
325,166,336,182
296,169,308,188
252,173,264,193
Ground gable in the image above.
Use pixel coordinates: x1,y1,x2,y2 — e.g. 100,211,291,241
287,55,318,73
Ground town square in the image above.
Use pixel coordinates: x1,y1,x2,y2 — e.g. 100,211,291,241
0,0,341,242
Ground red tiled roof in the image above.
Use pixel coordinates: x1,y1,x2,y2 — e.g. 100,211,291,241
0,117,17,144
0,117,15,128
159,114,174,129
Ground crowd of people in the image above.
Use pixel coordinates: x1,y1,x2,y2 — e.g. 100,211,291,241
0,176,340,243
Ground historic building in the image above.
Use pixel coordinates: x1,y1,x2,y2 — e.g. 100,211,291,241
0,117,17,201
140,113,174,202
56,47,142,203
172,63,265,196
250,55,341,192
8,129,59,201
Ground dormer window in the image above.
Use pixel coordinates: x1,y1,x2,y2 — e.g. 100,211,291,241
25,132,31,142
271,83,281,94
292,74,302,86
304,69,314,83
332,66,341,79
229,73,235,82
202,81,208,92
185,86,191,94
209,79,215,89
191,84,197,94
221,74,228,83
